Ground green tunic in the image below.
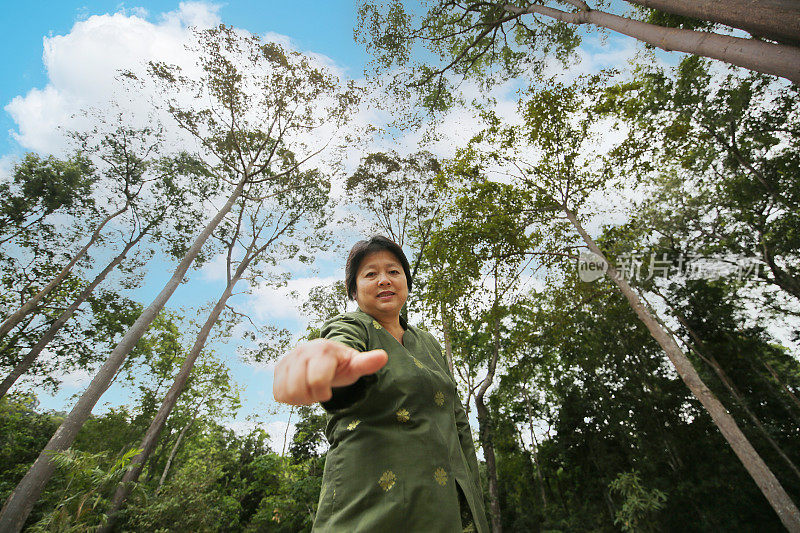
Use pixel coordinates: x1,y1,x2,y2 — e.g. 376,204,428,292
312,309,489,533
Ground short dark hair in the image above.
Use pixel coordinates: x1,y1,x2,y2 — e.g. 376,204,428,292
345,235,412,300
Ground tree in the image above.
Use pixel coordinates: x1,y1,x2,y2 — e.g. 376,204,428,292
0,153,94,248
608,470,667,532
457,75,800,530
294,280,350,339
0,24,358,532
356,0,800,114
663,280,800,484
346,150,443,317
598,57,800,304
287,405,328,464
0,276,141,397
0,153,129,343
27,448,140,533
491,273,793,529
101,150,331,529
0,125,211,398
423,177,554,532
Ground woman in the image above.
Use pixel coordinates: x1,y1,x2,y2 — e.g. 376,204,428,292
273,236,489,532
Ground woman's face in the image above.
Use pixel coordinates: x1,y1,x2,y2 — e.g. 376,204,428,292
354,250,408,321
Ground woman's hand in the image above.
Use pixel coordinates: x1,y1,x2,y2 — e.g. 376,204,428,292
272,338,388,405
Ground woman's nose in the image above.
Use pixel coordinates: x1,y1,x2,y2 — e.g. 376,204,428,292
377,274,390,286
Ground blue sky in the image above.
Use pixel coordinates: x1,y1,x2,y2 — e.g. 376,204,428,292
1,1,662,448
0,1,381,445
0,1,370,158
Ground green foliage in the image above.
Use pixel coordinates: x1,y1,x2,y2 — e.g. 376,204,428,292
0,153,95,241
30,447,140,532
609,470,667,532
125,439,241,532
295,281,349,336
491,272,791,531
288,405,327,464
0,277,140,393
0,394,60,503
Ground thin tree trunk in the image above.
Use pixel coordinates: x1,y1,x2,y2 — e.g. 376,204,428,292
474,395,501,533
475,304,503,533
0,204,129,342
650,285,800,467
282,406,295,458
0,227,147,398
703,348,800,481
441,300,454,377
99,200,309,531
763,359,800,414
624,0,800,46
0,177,247,533
563,207,800,532
156,401,203,494
504,3,800,84
155,422,190,494
522,387,547,511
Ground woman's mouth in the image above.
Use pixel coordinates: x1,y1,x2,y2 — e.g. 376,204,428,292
377,291,395,300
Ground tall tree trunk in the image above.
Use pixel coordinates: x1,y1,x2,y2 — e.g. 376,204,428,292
703,348,800,481
0,177,247,533
504,3,800,84
475,305,503,533
98,222,260,532
666,310,800,482
563,207,800,532
0,204,128,342
0,226,148,398
624,0,800,46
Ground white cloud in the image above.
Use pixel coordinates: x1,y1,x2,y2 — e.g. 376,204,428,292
5,2,222,155
55,367,94,389
200,249,247,282
225,417,299,452
161,1,221,28
247,275,349,326
0,154,17,181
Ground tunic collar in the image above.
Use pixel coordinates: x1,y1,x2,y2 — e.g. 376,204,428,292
355,306,409,331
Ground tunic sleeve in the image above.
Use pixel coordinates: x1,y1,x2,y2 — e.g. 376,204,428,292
318,314,378,414
425,333,483,494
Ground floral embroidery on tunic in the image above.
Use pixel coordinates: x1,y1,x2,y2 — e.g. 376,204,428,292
372,320,382,329
396,408,410,422
434,467,448,486
379,470,396,491
434,391,445,406
347,419,361,430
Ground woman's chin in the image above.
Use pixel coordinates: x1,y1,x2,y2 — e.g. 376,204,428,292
366,299,404,316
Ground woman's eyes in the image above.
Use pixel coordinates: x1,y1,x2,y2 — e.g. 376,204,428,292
363,270,401,277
